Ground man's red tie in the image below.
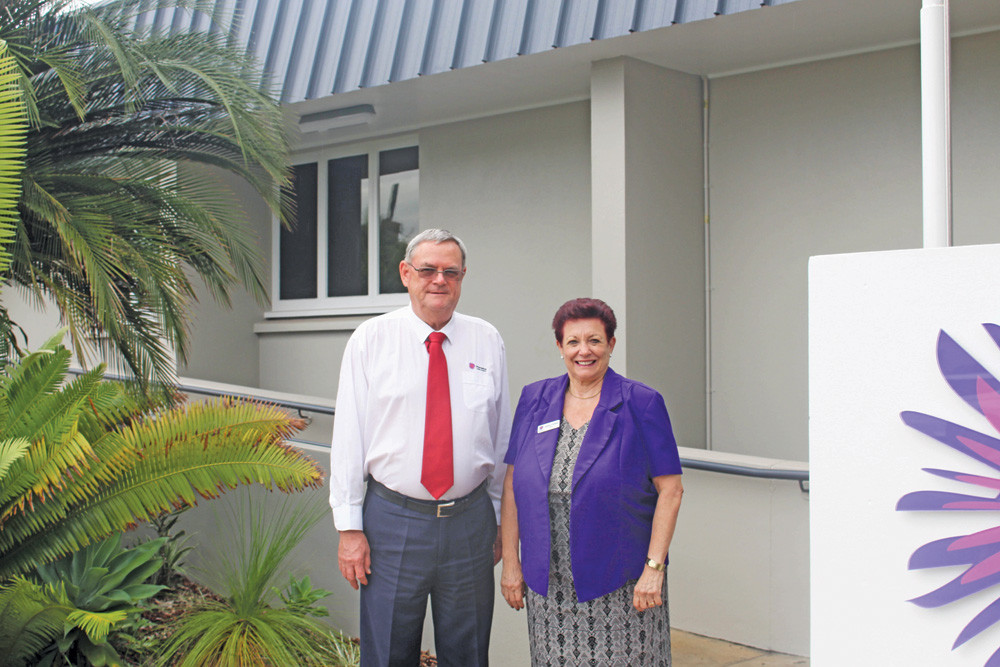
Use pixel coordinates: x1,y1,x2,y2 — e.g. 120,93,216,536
422,331,453,499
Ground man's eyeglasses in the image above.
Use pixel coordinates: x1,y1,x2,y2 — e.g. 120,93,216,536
407,264,465,282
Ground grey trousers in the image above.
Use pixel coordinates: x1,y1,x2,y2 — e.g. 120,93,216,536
360,486,496,667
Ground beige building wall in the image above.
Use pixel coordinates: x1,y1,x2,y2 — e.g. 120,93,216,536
421,101,594,397
206,101,591,402
179,164,271,388
591,57,708,449
707,30,1000,461
622,59,707,449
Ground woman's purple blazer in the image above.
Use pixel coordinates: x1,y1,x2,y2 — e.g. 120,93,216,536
504,368,682,602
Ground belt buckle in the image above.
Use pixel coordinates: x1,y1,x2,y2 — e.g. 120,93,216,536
436,500,456,518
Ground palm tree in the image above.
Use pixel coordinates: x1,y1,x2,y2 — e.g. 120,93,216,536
0,0,291,387
0,36,28,359
0,334,324,664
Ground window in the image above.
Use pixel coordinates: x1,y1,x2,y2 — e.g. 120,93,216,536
271,141,419,316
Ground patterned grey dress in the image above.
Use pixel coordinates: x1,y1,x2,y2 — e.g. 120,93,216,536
525,419,671,666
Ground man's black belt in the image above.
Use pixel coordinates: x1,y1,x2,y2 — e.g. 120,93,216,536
367,478,488,518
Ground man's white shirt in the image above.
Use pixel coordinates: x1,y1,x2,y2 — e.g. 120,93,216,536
329,306,511,531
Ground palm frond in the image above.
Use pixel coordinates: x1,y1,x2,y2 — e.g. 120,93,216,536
0,336,319,580
0,438,31,485
1,0,291,387
0,39,27,274
64,608,129,643
0,397,318,579
0,576,70,666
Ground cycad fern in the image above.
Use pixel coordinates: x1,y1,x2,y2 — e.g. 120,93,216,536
0,576,68,666
0,332,322,583
0,333,322,664
0,0,291,386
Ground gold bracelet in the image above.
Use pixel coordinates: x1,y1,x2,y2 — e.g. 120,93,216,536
645,557,665,571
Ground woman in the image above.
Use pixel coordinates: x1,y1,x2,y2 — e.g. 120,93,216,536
500,298,683,666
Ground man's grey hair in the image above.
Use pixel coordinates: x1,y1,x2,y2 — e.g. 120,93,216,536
404,229,467,267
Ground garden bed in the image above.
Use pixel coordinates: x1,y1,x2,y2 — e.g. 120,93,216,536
114,577,437,666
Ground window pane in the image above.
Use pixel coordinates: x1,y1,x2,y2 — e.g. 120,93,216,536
280,163,317,300
379,147,419,294
327,155,369,297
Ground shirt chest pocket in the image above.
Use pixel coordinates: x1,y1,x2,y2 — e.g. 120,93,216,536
462,369,493,412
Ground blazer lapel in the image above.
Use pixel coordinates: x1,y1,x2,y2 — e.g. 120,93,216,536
572,368,624,491
533,376,568,484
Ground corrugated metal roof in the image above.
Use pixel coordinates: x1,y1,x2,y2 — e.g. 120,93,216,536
134,0,800,104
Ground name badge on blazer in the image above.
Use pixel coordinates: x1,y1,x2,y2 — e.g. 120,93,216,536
537,420,560,434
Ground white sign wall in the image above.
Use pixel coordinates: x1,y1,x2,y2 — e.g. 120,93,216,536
810,244,1000,666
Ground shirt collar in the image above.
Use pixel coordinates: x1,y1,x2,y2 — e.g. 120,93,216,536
405,305,459,343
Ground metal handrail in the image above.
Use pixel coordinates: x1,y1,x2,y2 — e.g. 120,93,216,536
174,382,336,416
679,456,809,492
678,458,808,482
78,370,809,488
67,369,336,416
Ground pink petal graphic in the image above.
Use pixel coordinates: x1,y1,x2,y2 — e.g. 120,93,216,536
964,552,1000,585
952,526,1000,551
979,377,1000,436
954,475,1000,491
928,468,1000,492
958,435,1000,468
944,501,1000,510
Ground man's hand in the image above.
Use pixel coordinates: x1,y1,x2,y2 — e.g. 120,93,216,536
338,530,371,590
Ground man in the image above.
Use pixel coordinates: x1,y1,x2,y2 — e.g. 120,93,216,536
330,229,511,667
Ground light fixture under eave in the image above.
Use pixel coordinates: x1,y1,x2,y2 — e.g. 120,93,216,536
298,104,376,133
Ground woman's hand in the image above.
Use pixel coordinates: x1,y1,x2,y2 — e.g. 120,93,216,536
501,559,527,610
632,565,664,612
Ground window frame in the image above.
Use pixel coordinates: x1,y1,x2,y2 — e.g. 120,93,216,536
268,136,418,318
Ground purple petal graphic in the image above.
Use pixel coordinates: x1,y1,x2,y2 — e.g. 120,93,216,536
910,569,1000,608
899,325,1000,666
924,468,1000,492
955,597,1000,648
909,534,1000,570
983,323,1000,352
938,331,1000,416
901,411,1000,474
897,491,1000,512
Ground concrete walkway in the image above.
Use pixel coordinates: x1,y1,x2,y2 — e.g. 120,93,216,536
672,630,809,666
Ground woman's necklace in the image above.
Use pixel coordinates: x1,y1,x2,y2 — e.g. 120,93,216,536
568,386,601,400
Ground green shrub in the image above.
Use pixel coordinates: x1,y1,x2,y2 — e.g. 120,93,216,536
158,493,336,667
276,574,332,618
26,534,165,666
145,508,195,588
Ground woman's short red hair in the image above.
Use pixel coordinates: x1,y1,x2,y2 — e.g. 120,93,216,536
552,298,617,343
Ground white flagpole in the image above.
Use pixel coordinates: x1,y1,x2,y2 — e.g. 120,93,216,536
921,0,952,248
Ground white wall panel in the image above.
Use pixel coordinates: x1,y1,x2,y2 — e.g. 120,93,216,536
811,244,1000,666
